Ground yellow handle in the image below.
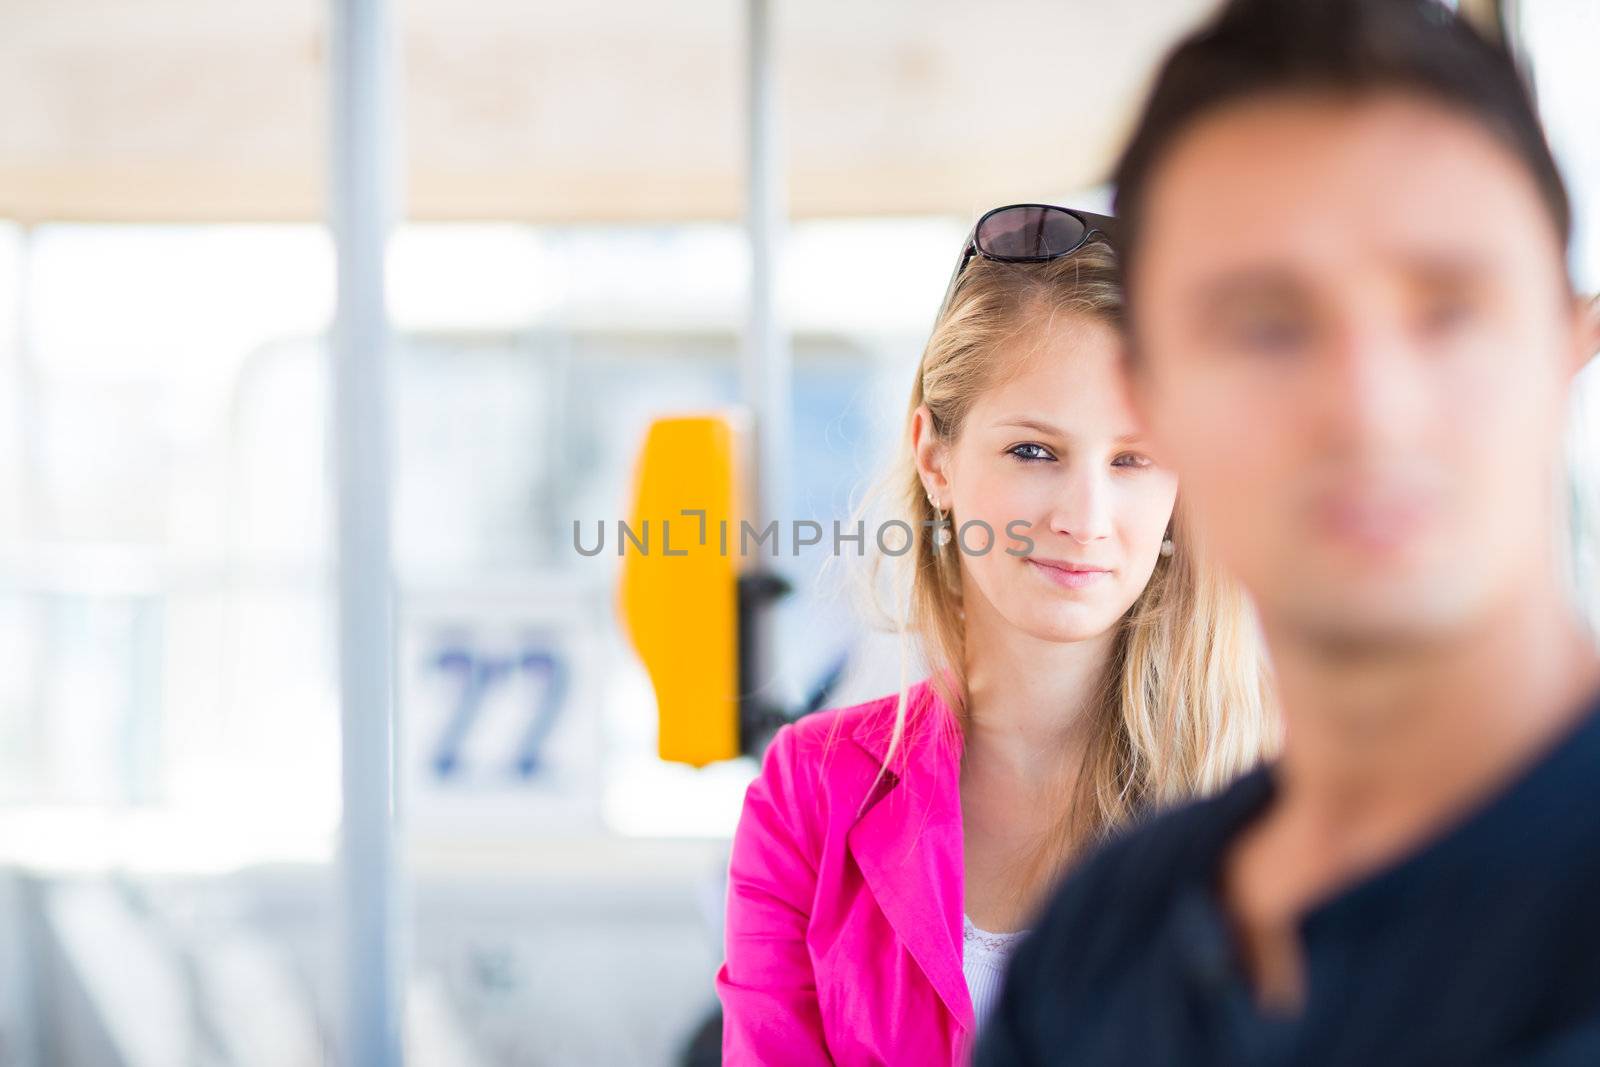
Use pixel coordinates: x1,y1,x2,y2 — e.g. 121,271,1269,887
618,413,746,767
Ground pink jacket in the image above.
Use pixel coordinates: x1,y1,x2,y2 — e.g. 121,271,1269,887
715,675,976,1066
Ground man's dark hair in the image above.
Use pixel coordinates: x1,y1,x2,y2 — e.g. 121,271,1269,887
1109,0,1572,296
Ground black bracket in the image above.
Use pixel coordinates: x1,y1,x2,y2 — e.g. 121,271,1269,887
735,567,852,757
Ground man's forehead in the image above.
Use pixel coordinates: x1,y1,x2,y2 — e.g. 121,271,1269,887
1134,101,1553,297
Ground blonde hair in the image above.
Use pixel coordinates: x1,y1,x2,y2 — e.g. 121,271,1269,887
847,240,1280,892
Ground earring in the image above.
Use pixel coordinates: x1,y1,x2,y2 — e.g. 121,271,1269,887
1159,537,1175,558
927,491,953,549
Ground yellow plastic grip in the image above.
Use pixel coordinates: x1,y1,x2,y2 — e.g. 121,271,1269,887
617,413,746,767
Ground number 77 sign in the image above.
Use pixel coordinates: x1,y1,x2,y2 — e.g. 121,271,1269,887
397,581,606,839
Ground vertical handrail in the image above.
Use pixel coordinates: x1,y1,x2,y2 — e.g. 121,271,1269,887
742,0,792,713
329,0,405,1063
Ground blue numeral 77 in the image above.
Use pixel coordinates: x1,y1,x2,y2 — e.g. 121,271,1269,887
429,645,566,779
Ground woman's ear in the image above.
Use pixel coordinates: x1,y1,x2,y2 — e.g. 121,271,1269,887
911,403,951,504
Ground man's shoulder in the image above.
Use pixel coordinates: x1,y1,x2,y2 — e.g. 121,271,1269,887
1025,768,1274,965
1088,768,1269,882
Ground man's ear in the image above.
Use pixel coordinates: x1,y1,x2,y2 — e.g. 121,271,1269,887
1569,293,1600,380
1580,294,1600,375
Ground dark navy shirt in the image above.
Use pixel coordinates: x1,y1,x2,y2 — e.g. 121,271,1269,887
975,686,1600,1067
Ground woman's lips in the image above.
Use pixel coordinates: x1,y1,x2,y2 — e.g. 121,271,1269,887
1025,557,1111,590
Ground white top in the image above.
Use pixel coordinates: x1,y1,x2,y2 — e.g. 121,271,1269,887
962,914,1030,1033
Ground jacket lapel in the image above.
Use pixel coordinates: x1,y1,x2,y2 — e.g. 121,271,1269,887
844,678,975,1034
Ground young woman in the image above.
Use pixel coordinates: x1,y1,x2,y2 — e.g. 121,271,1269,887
714,204,1279,1065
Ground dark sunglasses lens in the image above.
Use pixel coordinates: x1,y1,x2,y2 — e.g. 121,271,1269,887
975,206,1088,260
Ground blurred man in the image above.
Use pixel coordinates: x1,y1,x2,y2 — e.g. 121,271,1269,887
976,0,1600,1063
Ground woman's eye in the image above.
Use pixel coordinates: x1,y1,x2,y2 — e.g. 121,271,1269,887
1007,443,1054,462
1113,453,1153,469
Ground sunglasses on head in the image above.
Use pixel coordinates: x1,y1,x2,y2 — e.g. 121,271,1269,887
938,203,1120,314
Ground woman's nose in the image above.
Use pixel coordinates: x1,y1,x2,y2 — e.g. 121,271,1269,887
1048,468,1113,544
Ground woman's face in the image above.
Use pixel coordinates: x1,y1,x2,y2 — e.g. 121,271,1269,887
916,312,1178,644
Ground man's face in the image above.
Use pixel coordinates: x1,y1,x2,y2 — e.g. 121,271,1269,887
1129,93,1582,649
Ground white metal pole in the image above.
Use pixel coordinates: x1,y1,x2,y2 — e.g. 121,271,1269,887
745,0,789,536
329,0,404,1064
744,0,791,704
